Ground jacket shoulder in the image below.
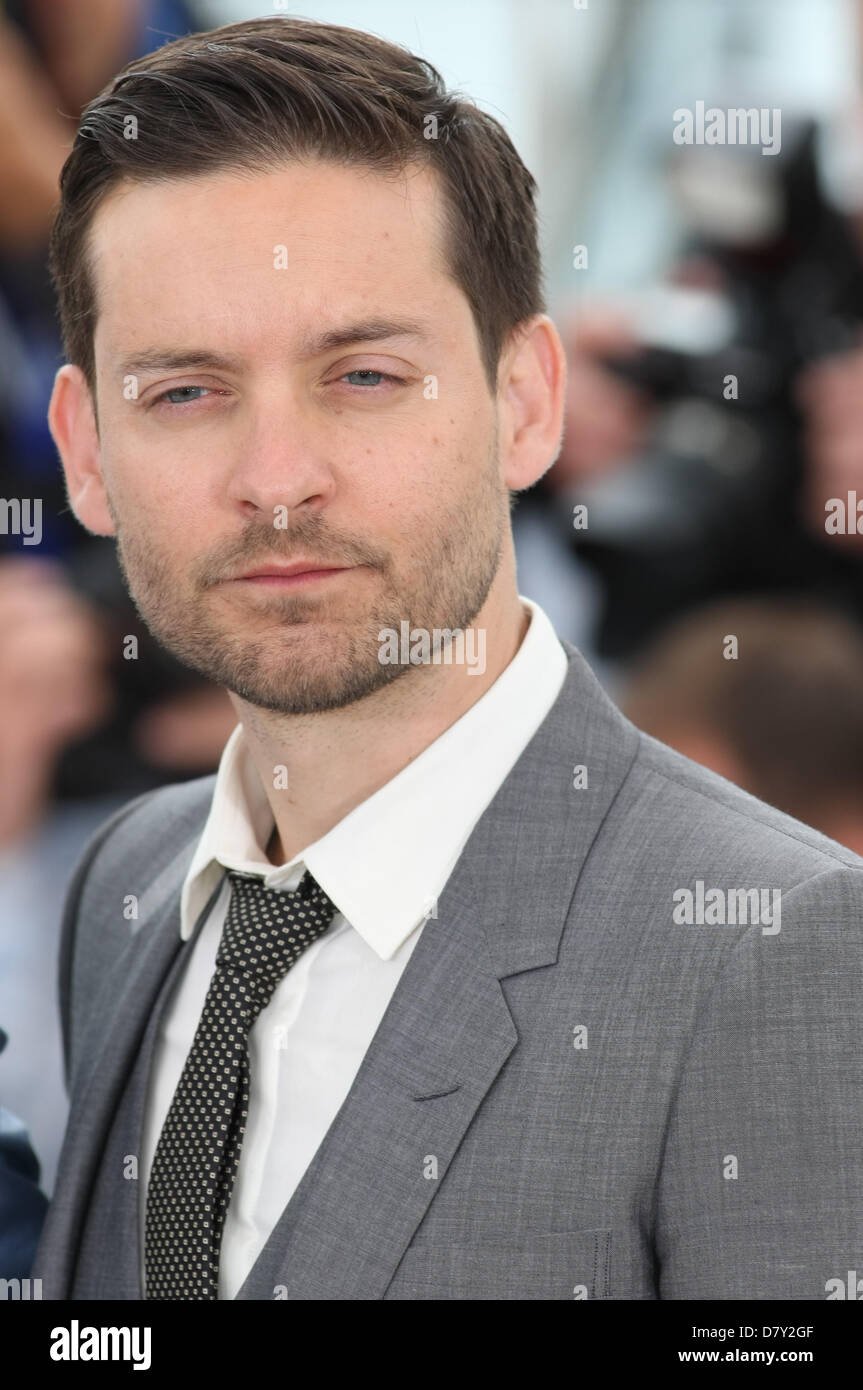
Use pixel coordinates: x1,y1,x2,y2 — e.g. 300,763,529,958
77,774,217,893
625,728,863,880
57,774,217,1090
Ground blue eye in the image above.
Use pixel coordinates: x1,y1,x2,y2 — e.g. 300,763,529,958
153,385,212,406
340,370,403,388
148,372,406,410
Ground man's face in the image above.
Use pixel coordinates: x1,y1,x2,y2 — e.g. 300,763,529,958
84,159,508,714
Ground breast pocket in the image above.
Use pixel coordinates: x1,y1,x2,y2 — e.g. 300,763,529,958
386,1229,612,1300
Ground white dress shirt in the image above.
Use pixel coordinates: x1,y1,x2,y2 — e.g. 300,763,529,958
139,596,568,1298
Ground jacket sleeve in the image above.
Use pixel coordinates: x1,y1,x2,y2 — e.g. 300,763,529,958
654,863,863,1299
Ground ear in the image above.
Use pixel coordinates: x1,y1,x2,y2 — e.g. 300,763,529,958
48,364,116,536
497,314,567,492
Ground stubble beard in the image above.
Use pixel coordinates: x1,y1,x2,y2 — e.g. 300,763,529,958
108,436,506,716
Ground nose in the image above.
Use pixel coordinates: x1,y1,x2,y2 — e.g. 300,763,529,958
224,389,338,522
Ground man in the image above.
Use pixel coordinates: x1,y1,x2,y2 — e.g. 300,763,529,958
34,16,863,1300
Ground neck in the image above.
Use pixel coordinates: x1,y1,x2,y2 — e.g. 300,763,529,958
229,573,529,865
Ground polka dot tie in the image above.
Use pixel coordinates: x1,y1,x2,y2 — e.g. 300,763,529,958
144,867,338,1300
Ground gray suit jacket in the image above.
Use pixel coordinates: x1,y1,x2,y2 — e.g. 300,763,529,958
33,640,863,1299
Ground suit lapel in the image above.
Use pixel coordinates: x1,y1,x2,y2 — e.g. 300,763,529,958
236,851,519,1300
238,642,640,1299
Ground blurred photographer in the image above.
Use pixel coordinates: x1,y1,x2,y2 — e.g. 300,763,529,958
544,103,863,662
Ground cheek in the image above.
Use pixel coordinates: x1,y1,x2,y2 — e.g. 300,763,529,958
105,437,207,527
362,438,457,523
398,415,474,480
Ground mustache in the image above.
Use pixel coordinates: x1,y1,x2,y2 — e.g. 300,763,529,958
195,522,388,586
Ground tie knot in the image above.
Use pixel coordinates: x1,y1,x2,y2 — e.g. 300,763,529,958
217,869,338,1010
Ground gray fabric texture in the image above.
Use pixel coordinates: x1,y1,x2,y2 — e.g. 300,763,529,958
32,640,863,1299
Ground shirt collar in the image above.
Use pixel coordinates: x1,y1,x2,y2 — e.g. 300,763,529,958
180,596,567,959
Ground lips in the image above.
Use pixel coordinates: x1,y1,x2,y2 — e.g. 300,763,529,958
234,562,347,579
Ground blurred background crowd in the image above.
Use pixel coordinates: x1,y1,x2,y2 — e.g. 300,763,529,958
3,0,863,1280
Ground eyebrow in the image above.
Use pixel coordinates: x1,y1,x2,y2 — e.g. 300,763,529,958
115,317,432,378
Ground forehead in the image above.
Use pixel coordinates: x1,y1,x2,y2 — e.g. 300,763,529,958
88,159,460,364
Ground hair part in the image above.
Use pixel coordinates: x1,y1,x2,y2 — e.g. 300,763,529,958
48,15,546,403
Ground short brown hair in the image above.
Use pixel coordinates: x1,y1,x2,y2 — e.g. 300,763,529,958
49,15,546,399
